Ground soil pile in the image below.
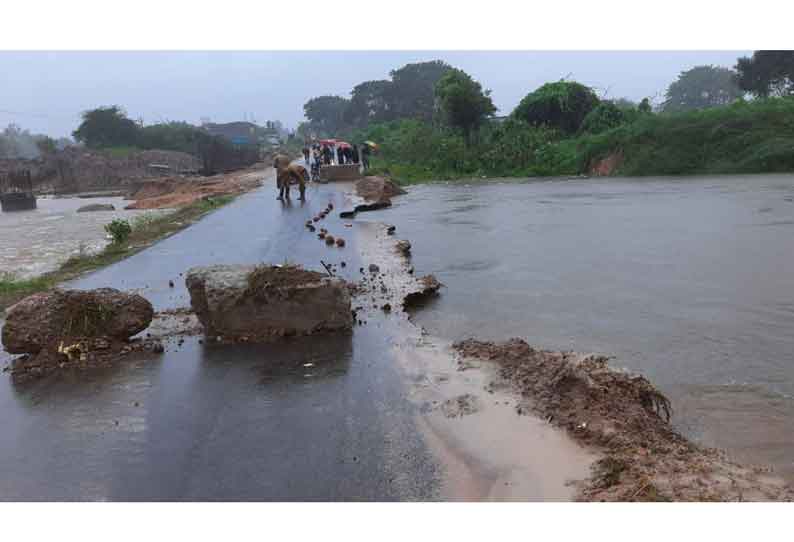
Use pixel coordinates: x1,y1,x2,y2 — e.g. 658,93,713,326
2,288,153,354
355,176,406,201
125,168,263,209
245,264,326,299
2,288,159,381
453,338,794,501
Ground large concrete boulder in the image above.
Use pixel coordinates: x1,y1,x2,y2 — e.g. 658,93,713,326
2,288,154,355
186,264,353,340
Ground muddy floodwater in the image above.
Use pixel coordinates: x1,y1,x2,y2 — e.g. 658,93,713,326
383,173,794,481
0,195,166,278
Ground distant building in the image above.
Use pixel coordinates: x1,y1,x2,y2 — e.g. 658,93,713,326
201,121,282,147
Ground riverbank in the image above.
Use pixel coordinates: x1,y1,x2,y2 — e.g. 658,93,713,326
357,96,794,184
0,166,271,311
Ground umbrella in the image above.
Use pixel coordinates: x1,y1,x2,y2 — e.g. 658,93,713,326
319,139,336,146
337,141,352,149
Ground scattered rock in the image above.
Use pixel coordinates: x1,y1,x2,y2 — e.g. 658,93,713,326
368,264,380,274
325,235,335,245
335,237,345,247
386,225,396,235
168,280,174,288
381,303,391,312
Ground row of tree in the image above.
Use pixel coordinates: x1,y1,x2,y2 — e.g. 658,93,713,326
302,51,794,142
663,51,794,112
301,60,456,136
71,106,215,154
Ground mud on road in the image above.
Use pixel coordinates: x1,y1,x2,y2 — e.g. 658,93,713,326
453,338,794,501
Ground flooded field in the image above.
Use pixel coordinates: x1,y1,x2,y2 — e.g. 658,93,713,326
0,195,166,278
384,173,794,481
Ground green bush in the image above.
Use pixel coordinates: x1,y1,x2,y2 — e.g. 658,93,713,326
512,81,600,134
104,219,132,245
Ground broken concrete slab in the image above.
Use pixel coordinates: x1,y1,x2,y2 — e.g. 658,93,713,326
185,264,353,341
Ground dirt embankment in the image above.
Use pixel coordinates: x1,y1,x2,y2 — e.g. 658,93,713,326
454,338,793,501
125,167,266,209
588,151,623,176
1,148,201,194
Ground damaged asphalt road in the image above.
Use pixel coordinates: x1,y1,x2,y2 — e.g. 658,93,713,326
0,178,441,501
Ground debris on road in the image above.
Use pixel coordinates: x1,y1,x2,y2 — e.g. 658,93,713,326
185,263,353,342
453,338,794,502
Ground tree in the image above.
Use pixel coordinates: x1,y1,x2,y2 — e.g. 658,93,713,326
580,101,631,134
138,121,209,154
736,50,794,98
72,106,140,148
388,60,453,121
345,79,394,128
303,95,351,135
434,68,496,141
512,81,599,134
662,65,742,112
638,98,653,114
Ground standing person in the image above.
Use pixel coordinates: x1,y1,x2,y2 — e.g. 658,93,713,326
322,145,332,165
361,143,371,171
351,144,360,164
344,146,353,164
302,145,310,164
336,146,344,165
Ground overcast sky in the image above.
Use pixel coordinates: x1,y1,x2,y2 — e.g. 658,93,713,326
0,51,747,138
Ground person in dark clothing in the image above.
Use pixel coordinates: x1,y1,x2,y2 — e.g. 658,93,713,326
302,145,310,164
322,145,332,165
337,146,344,165
351,144,360,164
344,146,353,164
361,143,371,171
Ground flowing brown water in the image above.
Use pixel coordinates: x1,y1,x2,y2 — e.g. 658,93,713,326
0,196,166,278
382,173,794,481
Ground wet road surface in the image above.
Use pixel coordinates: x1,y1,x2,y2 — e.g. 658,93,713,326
0,170,440,500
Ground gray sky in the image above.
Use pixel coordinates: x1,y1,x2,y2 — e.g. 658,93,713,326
0,51,747,138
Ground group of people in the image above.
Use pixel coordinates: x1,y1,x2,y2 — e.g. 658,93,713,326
301,141,371,172
277,140,373,201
